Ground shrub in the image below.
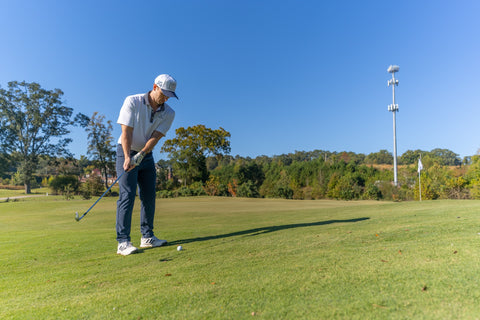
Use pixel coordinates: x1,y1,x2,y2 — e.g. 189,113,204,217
237,181,260,198
271,186,293,199
292,186,304,200
444,176,470,199
376,181,398,201
204,176,229,196
63,184,75,200
176,186,193,197
398,184,414,201
79,176,105,200
310,185,326,200
157,190,174,198
363,184,382,200
190,181,207,196
49,175,80,195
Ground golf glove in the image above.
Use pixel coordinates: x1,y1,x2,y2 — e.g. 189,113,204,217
131,151,145,167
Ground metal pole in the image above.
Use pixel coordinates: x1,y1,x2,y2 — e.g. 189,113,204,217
392,73,398,187
387,65,399,187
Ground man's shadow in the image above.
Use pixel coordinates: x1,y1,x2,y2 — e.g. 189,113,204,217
168,217,369,246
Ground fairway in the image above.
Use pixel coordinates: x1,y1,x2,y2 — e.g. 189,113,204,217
2,197,480,319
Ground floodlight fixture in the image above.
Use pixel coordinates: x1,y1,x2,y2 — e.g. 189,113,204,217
387,65,400,186
388,65,400,73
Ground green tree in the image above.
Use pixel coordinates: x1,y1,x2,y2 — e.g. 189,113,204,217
364,183,382,200
466,155,480,199
365,150,393,164
161,125,231,184
49,175,80,195
463,156,472,165
234,162,265,189
52,157,83,176
0,152,15,180
258,161,283,198
85,112,116,189
400,149,425,165
0,81,87,193
418,163,450,200
428,148,461,166
78,155,92,175
79,175,105,199
237,181,260,198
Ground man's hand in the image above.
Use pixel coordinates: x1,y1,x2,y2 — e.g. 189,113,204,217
130,151,145,167
123,156,134,172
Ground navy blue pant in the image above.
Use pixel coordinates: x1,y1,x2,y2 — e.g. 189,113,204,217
116,144,156,242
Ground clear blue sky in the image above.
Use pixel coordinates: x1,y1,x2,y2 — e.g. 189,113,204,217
1,0,479,160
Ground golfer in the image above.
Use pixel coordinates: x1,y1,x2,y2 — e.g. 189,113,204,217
115,74,177,255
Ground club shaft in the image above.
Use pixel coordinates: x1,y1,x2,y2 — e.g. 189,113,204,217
77,171,124,220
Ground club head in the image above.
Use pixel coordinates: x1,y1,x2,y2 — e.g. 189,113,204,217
75,212,80,221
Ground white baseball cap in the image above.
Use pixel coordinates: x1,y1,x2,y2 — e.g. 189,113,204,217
154,74,178,99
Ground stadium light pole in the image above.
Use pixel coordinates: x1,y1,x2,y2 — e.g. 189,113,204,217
387,65,399,187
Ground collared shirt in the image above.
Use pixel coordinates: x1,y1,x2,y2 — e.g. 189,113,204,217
117,92,175,151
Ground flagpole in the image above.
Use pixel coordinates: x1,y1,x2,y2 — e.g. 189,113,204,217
419,168,421,201
418,155,422,201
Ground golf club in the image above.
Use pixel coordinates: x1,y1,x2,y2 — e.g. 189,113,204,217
75,171,125,221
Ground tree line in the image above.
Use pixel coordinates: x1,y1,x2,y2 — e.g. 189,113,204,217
156,145,478,201
1,81,478,201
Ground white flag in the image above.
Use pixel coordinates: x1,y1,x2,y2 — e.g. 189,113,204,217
418,158,423,173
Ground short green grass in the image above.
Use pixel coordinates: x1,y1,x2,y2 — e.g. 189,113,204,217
0,187,49,198
1,197,480,319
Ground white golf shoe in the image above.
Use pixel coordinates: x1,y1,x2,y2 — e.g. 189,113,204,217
117,241,138,256
140,236,167,248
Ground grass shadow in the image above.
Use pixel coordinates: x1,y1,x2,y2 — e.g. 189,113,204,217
168,217,370,246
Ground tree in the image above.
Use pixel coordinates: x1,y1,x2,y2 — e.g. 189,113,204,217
0,81,87,193
161,125,231,184
85,112,116,189
48,175,80,195
466,155,480,199
79,175,105,199
234,162,265,188
51,157,83,176
365,150,393,164
428,148,461,166
419,163,450,200
0,152,15,180
400,149,425,165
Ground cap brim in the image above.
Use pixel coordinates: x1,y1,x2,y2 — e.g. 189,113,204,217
162,90,178,99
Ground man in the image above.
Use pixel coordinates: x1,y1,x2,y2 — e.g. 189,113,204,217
115,74,177,255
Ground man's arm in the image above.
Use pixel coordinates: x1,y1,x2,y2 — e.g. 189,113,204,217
121,125,135,172
129,131,164,168
123,129,164,170
141,131,165,154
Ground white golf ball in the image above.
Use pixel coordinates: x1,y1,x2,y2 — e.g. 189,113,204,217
177,245,183,251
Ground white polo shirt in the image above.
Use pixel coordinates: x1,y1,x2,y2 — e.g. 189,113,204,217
117,93,175,152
